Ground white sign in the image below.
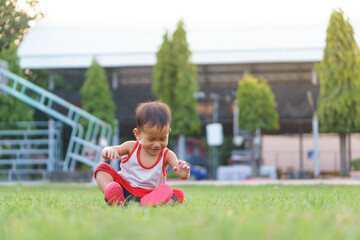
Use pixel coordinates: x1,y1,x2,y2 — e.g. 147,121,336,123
206,123,223,146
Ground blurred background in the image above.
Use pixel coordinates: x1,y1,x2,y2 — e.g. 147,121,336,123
1,0,360,182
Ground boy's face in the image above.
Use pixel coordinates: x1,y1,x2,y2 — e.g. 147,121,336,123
133,125,171,156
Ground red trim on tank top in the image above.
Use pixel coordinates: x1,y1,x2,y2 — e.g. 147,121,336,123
117,174,152,197
162,149,169,176
137,144,164,169
121,141,139,163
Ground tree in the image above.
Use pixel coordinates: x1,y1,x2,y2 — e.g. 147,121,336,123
236,75,279,175
0,42,34,124
315,8,360,176
152,31,174,105
152,20,201,136
80,58,116,128
0,0,43,50
152,20,201,159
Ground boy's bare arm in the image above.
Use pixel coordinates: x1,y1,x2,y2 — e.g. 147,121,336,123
101,141,136,160
166,150,190,180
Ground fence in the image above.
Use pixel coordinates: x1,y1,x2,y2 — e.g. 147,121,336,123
263,150,360,176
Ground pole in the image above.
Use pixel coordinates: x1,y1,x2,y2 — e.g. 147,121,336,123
299,120,303,178
313,114,319,178
299,131,303,178
307,91,320,178
212,93,219,179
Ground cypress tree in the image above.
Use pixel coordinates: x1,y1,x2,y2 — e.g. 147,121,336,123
315,8,360,175
152,20,201,137
80,58,116,127
152,31,174,106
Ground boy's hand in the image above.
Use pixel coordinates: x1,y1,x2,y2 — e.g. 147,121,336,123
173,160,190,179
102,147,120,160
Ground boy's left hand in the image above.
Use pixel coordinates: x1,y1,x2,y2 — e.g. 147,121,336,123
173,160,190,179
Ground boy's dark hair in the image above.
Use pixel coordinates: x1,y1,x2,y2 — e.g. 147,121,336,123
135,101,171,130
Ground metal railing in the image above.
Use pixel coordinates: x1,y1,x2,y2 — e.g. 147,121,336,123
0,121,62,181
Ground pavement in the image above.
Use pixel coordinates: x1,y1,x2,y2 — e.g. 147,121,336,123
167,178,360,186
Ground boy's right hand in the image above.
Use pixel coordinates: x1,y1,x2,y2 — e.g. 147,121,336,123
102,147,120,160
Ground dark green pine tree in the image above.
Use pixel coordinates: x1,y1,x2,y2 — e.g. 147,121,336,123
80,58,116,128
152,20,201,137
152,31,175,106
315,8,360,176
236,75,279,175
0,42,34,124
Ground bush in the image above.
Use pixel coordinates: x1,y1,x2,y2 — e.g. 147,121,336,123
351,158,360,171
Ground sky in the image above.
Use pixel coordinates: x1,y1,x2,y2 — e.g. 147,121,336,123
35,0,360,31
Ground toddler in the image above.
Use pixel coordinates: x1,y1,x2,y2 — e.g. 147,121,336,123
94,101,190,206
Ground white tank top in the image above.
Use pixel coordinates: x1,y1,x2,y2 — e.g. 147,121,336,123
119,141,168,190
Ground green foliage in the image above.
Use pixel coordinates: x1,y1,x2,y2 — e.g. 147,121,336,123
80,58,116,127
25,69,77,90
24,69,49,89
315,8,360,133
236,75,279,133
351,158,360,171
0,0,43,50
2,184,360,239
152,31,174,104
218,136,235,165
53,72,77,90
152,20,201,136
0,43,33,123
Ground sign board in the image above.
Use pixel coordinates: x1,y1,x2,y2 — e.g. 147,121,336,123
206,123,223,146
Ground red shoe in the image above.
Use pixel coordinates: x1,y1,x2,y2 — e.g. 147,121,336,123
140,184,173,207
104,182,126,206
172,188,184,203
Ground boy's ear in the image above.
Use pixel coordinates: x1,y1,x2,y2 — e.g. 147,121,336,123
133,128,140,140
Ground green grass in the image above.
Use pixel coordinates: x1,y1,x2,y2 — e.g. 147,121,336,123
1,184,360,240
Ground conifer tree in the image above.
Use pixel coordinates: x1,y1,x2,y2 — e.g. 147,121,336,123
80,58,116,127
315,8,360,175
236,75,279,175
152,31,174,105
152,20,201,137
0,43,34,124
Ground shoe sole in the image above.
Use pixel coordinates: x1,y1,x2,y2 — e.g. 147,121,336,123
104,182,126,206
140,184,173,207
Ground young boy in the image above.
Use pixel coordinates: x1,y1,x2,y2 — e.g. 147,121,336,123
94,101,190,206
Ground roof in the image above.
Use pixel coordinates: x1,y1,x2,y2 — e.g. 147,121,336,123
17,17,360,69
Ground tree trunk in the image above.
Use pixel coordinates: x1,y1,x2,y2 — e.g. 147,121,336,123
250,132,259,176
348,133,351,173
339,132,347,176
258,133,263,174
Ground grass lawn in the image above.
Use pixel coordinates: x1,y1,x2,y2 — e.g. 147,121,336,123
1,183,360,240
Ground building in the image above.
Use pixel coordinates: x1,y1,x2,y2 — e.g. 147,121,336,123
16,18,360,175
18,18,333,136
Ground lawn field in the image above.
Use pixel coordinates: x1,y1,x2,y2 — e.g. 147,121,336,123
1,183,360,240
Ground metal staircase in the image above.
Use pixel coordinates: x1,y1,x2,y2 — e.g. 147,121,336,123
0,61,114,172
